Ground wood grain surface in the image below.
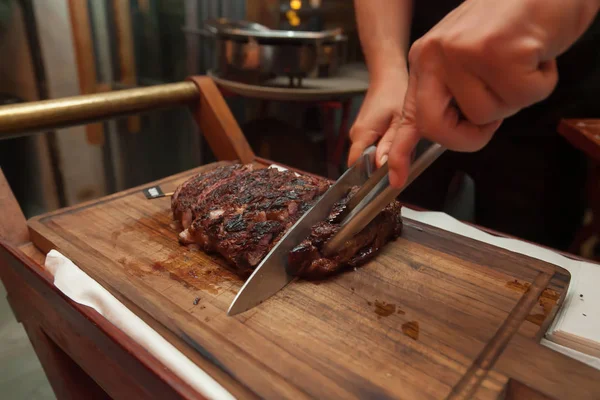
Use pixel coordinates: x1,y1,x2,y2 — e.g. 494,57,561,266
559,119,600,163
27,161,600,399
0,168,28,245
0,240,206,400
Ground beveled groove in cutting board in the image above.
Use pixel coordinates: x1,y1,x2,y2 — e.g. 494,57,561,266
27,161,600,399
447,272,552,400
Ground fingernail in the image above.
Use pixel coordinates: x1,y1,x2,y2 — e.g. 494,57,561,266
380,155,388,165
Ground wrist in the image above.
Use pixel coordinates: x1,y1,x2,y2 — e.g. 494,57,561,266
369,61,409,88
525,0,600,59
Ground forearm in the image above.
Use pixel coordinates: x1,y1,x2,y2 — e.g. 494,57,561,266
534,0,600,59
354,0,413,81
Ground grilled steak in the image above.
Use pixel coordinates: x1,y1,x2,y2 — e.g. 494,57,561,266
172,164,403,279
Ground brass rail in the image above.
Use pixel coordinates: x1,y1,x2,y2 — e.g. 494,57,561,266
0,81,199,140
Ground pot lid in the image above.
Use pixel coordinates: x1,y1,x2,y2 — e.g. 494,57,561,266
202,18,344,44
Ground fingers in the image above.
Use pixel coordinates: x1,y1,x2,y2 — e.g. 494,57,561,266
473,52,558,110
348,107,392,166
387,123,420,187
375,127,394,167
347,71,410,167
348,133,379,167
387,72,421,187
416,68,501,152
348,104,398,167
375,115,403,167
521,59,558,104
386,57,502,188
443,57,515,125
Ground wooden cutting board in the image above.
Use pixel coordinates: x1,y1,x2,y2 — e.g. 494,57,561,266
27,161,600,399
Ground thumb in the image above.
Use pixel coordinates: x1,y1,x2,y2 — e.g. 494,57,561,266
387,73,421,188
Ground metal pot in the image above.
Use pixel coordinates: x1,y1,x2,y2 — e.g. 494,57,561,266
185,19,347,85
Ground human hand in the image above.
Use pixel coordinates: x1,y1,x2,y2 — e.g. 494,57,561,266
383,0,599,187
347,68,409,168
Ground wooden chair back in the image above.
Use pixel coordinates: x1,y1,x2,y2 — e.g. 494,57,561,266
0,168,28,245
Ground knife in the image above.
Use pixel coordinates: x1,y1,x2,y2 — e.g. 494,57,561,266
227,146,378,316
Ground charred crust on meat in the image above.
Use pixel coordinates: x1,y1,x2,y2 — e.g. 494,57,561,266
224,214,246,232
171,164,403,279
252,220,283,235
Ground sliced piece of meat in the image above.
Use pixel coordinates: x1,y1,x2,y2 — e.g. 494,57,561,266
287,187,403,280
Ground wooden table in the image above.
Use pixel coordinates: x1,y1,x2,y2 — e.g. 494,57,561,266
558,119,600,260
2,77,600,400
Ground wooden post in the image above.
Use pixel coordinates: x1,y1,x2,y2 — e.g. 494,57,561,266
187,76,255,163
0,168,28,245
67,0,105,146
113,0,141,133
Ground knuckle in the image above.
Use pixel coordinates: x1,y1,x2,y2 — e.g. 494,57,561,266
387,150,404,171
505,63,558,107
470,34,495,56
416,115,437,140
438,29,492,64
349,124,364,141
410,35,444,69
538,68,558,101
408,39,424,66
461,105,494,126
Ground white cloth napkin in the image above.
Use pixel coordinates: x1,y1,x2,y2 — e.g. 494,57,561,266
44,250,235,400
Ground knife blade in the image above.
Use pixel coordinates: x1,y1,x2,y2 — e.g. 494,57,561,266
227,146,377,316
